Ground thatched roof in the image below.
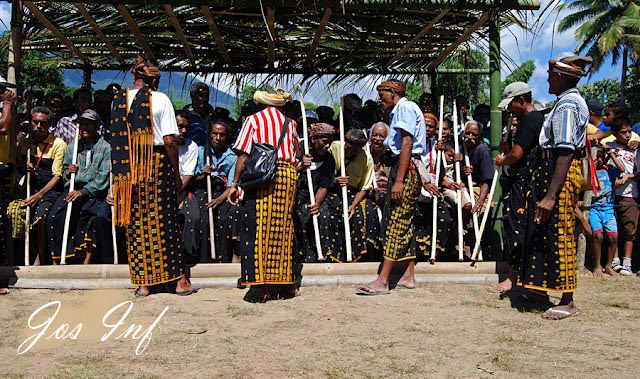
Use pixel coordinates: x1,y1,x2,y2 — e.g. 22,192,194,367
16,0,540,76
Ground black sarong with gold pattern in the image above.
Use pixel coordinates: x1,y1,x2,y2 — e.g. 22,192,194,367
519,151,582,293
381,159,421,261
239,161,297,286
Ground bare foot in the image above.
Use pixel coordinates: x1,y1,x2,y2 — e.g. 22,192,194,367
0,288,9,295
488,278,512,293
134,286,150,297
176,277,198,295
356,280,389,293
603,267,620,276
593,266,604,277
541,301,579,320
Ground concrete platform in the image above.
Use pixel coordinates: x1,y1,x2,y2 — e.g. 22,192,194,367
0,262,506,289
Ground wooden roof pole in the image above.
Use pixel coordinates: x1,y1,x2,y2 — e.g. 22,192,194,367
163,4,195,66
385,9,449,68
116,4,156,64
427,12,489,69
73,3,125,66
24,1,90,63
303,6,333,69
201,6,232,66
266,6,275,68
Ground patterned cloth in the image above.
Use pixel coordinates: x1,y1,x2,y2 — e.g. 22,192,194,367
381,161,421,261
520,157,582,292
54,114,78,146
126,149,184,286
538,88,588,150
239,162,297,285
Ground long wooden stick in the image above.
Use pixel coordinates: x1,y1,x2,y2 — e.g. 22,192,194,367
24,147,31,266
471,169,499,265
430,95,445,263
462,140,480,245
60,127,80,265
298,89,324,261
205,150,217,261
452,100,464,261
339,98,353,262
109,172,118,264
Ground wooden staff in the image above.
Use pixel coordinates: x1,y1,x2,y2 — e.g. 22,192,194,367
60,127,80,265
339,98,353,262
462,137,481,246
109,172,118,264
452,100,464,261
24,146,31,266
470,169,499,265
430,95,445,263
298,93,324,261
205,146,217,261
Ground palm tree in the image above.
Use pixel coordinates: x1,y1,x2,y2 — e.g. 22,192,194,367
557,0,640,102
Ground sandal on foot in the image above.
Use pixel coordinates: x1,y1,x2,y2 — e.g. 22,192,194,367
355,286,391,296
134,287,148,298
541,307,579,320
177,285,199,296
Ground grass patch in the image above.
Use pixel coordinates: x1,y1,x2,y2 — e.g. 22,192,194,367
225,305,262,318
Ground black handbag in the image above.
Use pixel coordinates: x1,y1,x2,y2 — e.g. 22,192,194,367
239,118,290,190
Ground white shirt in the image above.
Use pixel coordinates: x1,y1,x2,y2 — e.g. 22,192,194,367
126,88,179,145
178,138,198,178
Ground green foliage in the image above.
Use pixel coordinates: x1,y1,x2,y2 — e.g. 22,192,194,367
303,101,317,112
405,81,424,103
625,63,640,122
436,50,489,110
578,78,621,106
0,34,68,98
502,60,536,91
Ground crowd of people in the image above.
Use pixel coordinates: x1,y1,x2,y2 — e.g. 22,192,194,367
0,52,638,318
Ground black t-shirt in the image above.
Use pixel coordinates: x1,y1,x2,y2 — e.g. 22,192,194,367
297,152,336,203
511,110,544,174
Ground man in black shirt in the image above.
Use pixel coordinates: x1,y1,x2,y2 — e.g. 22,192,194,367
489,82,544,294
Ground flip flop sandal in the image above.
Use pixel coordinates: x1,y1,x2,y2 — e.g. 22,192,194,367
355,287,391,296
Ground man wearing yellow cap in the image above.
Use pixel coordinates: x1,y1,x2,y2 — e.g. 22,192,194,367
521,53,592,320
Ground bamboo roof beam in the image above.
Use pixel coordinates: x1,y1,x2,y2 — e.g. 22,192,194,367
385,9,449,68
427,12,490,69
116,4,156,64
303,6,333,69
266,6,275,68
24,1,90,63
201,6,232,66
163,4,195,66
73,3,124,65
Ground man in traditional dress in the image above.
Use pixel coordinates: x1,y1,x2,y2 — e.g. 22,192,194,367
357,79,426,294
489,82,543,294
521,52,592,320
227,88,310,303
110,56,196,297
47,109,111,264
0,76,16,293
9,106,66,265
325,128,377,262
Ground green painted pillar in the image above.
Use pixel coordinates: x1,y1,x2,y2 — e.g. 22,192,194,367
488,10,504,259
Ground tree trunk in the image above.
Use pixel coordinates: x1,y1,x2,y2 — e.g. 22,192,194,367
621,45,628,104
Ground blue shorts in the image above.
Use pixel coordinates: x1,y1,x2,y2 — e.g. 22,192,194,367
589,205,618,236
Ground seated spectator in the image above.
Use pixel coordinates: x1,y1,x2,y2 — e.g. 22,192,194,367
47,110,110,264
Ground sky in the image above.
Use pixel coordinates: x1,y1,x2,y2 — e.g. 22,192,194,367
0,0,622,106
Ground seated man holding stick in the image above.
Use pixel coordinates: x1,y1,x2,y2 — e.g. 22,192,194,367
47,109,110,264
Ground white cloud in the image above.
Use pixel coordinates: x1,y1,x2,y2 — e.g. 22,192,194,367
0,3,11,32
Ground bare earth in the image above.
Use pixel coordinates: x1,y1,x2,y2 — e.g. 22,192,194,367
1,275,639,379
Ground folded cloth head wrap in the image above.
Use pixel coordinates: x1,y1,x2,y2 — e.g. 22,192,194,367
253,87,293,107
345,128,368,148
310,123,335,139
130,55,161,78
423,113,437,123
548,52,592,78
376,80,406,96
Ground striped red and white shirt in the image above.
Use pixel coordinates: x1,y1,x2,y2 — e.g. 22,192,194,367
233,107,300,164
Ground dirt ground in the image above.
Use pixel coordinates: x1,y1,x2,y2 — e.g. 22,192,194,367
1,275,639,379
